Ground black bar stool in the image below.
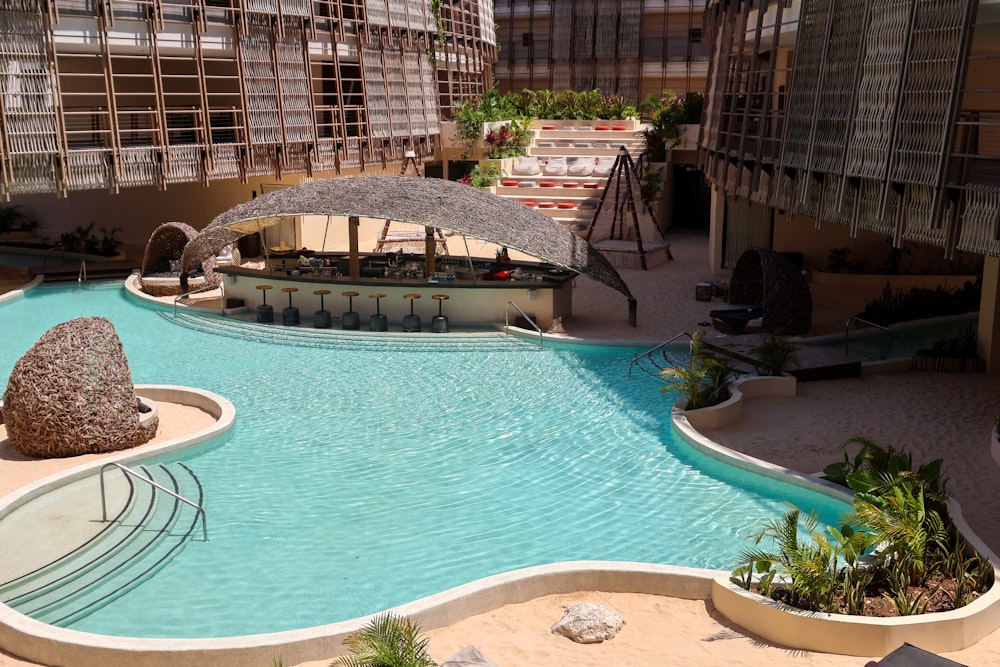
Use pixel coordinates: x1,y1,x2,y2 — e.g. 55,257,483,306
313,289,332,328
281,287,300,326
431,294,449,333
255,284,274,323
369,293,387,331
341,291,360,330
402,293,421,332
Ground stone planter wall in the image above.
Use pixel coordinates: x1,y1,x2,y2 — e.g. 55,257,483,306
679,374,797,431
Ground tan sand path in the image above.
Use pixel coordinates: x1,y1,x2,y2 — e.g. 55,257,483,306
2,236,1000,666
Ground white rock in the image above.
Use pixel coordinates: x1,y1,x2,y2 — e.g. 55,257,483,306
441,644,500,667
550,602,625,644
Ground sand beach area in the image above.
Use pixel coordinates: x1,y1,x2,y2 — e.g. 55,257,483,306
2,232,1000,666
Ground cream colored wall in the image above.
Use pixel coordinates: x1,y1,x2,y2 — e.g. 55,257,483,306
7,165,399,249
979,256,1000,373
222,275,567,329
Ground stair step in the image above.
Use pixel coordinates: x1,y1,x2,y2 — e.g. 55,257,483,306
0,463,204,627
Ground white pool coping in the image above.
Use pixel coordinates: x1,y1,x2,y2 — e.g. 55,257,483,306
2,350,999,665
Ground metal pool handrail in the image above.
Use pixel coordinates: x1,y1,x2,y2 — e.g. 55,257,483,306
628,331,695,376
844,316,890,356
100,462,208,541
504,301,543,346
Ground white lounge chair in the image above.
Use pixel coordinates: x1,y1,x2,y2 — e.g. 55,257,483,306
593,156,616,177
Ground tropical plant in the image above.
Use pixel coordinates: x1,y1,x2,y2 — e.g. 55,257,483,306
464,161,503,189
660,330,739,409
749,332,799,376
59,222,122,257
639,91,703,161
734,508,846,613
915,324,979,360
826,247,853,273
332,613,437,667
735,439,992,617
483,120,530,158
0,204,37,234
859,282,980,326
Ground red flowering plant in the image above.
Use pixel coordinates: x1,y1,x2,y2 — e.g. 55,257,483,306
483,120,530,159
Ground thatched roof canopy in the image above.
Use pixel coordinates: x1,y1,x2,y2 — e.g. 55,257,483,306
728,247,812,335
180,177,636,315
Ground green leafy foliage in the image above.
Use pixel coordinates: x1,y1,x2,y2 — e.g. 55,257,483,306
736,438,992,617
915,324,979,360
859,282,980,327
452,88,639,158
483,120,530,158
660,330,738,409
749,332,800,376
639,91,703,161
332,613,437,667
0,205,37,234
59,222,123,257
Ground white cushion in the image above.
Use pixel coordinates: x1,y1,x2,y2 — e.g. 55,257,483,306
511,156,541,175
543,156,567,176
567,158,594,177
593,156,616,177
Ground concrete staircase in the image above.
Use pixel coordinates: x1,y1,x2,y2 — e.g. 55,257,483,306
491,119,648,235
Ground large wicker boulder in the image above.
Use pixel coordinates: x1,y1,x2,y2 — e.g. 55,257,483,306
2,317,158,458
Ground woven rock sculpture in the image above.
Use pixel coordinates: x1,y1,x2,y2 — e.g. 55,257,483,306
550,602,625,644
2,317,158,458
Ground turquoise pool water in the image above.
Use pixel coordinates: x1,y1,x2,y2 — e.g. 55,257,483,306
0,283,851,638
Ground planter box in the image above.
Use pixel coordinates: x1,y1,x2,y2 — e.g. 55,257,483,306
911,355,986,373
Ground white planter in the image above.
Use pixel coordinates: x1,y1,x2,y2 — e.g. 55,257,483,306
678,374,797,431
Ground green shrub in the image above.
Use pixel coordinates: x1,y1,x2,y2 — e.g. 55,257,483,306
660,330,738,409
915,324,979,359
749,332,799,376
859,282,980,326
736,438,992,617
332,613,436,667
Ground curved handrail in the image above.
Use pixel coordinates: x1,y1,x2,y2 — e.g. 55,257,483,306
628,331,695,376
173,283,222,316
99,462,207,541
504,301,543,346
844,316,890,356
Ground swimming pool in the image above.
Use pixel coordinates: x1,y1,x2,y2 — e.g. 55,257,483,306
0,282,851,639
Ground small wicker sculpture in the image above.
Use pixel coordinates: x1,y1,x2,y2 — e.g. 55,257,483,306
2,317,158,458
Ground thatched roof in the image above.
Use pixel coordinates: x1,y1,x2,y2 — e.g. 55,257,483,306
180,177,636,316
728,247,812,335
2,317,157,458
140,221,220,296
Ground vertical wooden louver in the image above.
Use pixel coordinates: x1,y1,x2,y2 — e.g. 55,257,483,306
701,0,988,260
0,10,61,196
0,0,496,197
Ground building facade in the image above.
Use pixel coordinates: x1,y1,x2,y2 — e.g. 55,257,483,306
699,0,1000,365
493,0,710,101
0,0,495,199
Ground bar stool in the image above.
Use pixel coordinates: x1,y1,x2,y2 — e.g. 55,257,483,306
368,293,387,331
281,287,300,326
341,291,360,330
313,289,332,329
402,293,421,332
431,294,449,333
255,285,274,323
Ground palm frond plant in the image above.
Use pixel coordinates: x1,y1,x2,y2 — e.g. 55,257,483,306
749,332,800,376
660,330,738,409
734,508,846,613
332,613,437,667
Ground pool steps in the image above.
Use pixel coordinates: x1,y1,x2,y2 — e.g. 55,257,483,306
167,311,539,352
0,463,203,626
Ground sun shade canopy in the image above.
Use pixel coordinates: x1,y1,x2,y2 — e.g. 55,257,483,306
181,176,636,312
